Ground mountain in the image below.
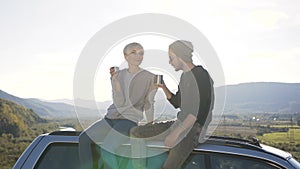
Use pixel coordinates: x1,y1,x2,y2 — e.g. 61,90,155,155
1,82,300,119
0,98,44,137
0,90,104,119
53,82,300,114
223,82,300,113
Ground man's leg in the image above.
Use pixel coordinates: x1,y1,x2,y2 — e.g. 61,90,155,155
162,123,202,169
130,121,174,169
131,121,174,138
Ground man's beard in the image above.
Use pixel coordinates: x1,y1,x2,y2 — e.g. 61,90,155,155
174,62,184,71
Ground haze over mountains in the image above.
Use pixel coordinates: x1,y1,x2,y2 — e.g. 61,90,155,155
224,82,300,113
0,90,109,119
1,82,300,120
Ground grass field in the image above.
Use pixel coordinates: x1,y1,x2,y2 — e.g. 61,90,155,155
257,128,300,143
213,126,257,138
213,125,300,160
257,128,300,160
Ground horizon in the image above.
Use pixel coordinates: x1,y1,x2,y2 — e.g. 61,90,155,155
1,1,299,101
1,81,299,101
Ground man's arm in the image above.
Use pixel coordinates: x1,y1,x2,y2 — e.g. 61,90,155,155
161,84,173,100
160,83,181,109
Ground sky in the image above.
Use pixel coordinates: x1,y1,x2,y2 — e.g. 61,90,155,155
0,0,299,101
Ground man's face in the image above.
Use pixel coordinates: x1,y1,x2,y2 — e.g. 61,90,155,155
169,49,183,71
125,47,144,66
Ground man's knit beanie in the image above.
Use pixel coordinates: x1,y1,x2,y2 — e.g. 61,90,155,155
169,40,193,62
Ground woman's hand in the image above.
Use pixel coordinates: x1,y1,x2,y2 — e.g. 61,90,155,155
110,67,119,77
110,67,121,92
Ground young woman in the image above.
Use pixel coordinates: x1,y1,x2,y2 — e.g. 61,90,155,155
79,42,157,169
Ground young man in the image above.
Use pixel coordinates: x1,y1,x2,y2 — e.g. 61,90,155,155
79,42,157,169
131,40,214,169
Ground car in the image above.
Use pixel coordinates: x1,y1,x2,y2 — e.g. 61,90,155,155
13,130,300,169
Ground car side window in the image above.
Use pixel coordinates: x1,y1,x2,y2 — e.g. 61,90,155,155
210,154,283,169
183,153,206,169
34,143,80,169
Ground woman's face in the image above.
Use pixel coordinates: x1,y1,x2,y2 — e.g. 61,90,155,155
125,47,144,67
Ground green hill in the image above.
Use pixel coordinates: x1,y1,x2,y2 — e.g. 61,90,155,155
0,98,44,137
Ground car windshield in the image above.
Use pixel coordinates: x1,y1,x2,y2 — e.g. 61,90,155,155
288,158,300,169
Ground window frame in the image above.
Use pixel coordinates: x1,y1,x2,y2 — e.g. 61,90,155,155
33,142,289,169
33,142,80,169
185,150,288,169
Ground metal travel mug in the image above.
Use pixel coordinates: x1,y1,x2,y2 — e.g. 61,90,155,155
112,66,119,72
154,75,163,85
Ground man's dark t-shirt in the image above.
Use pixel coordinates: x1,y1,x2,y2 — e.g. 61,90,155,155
168,65,213,126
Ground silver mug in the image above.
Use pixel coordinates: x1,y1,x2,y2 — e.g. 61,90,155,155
154,75,163,84
112,66,119,72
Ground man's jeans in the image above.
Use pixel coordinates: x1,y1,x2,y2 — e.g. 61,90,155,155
130,120,203,169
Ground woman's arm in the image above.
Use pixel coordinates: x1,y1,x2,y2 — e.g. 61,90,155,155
144,78,157,123
110,69,125,107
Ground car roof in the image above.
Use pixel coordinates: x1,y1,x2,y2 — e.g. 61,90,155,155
261,144,292,159
48,131,291,160
196,136,292,160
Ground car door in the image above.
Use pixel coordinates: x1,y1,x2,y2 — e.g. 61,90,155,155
183,152,287,169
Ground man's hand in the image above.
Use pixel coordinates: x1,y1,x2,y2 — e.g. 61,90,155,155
156,80,173,100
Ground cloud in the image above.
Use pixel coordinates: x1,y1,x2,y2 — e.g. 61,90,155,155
289,14,300,27
247,47,300,59
249,9,289,29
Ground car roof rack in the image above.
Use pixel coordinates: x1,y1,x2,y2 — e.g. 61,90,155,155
49,131,82,136
206,136,262,150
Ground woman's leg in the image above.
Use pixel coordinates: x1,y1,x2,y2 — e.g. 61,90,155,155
101,119,137,169
79,118,112,169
